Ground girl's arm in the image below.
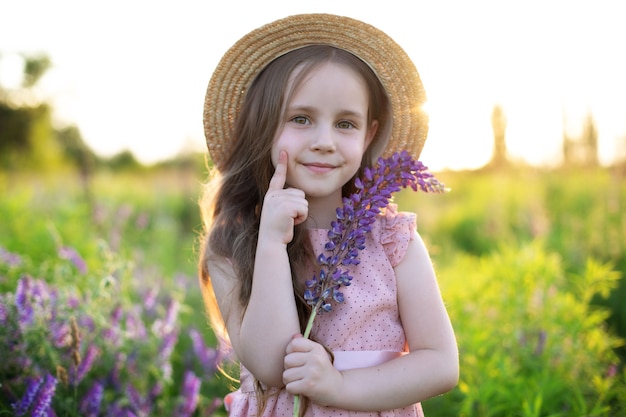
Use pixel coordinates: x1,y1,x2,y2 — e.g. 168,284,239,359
210,151,308,388
283,230,459,410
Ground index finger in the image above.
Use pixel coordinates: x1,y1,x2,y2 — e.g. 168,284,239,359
268,150,288,191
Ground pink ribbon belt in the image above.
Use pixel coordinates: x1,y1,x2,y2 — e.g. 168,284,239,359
332,350,406,371
236,350,405,394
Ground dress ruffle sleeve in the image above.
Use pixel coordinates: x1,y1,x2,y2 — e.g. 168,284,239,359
378,204,417,268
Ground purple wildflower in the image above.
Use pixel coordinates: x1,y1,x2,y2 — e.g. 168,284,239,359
58,246,88,274
12,376,44,416
143,287,158,312
135,211,150,229
72,345,100,386
50,320,72,348
174,371,201,417
15,276,34,327
30,374,57,417
103,304,124,345
152,299,179,337
31,279,52,306
126,383,149,415
0,245,22,266
149,381,164,401
0,296,8,325
79,381,104,417
126,307,147,338
189,328,219,375
158,330,179,363
67,294,80,309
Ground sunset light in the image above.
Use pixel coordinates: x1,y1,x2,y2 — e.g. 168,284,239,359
2,0,625,171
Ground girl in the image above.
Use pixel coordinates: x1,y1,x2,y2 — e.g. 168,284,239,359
199,14,458,417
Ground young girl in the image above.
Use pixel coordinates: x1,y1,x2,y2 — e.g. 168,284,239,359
199,13,458,417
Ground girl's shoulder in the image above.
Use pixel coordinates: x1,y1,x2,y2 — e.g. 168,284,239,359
374,204,417,267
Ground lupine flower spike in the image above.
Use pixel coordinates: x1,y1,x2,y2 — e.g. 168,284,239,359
294,151,447,417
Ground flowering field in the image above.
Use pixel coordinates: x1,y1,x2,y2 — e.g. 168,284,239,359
1,166,625,416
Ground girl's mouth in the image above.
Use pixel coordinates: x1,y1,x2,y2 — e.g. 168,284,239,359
303,163,335,174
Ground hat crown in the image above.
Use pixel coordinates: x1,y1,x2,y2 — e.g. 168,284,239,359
204,13,428,171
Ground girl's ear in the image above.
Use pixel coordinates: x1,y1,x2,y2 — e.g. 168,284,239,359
365,120,379,150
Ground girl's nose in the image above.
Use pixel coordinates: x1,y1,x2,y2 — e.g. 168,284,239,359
310,126,336,152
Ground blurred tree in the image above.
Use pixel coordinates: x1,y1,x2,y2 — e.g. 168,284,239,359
56,125,96,172
106,149,141,170
0,101,63,170
561,111,599,168
562,131,575,166
580,111,599,168
21,54,52,88
488,104,508,168
0,53,93,172
56,125,97,198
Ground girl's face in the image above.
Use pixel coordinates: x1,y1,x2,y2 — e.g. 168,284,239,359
271,62,378,203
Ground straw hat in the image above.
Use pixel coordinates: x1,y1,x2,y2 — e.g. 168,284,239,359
203,13,428,171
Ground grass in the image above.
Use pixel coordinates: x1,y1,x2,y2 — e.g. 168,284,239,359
1,164,625,416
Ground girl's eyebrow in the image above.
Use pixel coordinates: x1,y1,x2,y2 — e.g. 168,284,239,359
286,104,366,120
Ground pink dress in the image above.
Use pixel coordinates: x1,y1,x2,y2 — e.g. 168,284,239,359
226,205,425,417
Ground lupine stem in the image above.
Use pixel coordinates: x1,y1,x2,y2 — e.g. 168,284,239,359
293,304,320,417
303,305,318,340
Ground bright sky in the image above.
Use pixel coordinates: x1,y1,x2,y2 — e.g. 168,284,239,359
1,0,625,170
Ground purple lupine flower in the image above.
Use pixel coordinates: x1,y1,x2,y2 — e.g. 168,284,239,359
50,320,72,348
158,329,179,363
174,371,201,417
126,307,147,339
103,304,124,345
189,328,219,375
0,296,8,325
78,314,96,334
126,383,149,416
79,381,104,417
15,276,34,327
12,376,44,416
303,151,447,318
135,211,150,229
31,279,52,305
149,381,164,401
294,151,446,417
106,401,124,417
0,245,22,266
30,374,57,417
72,345,100,386
152,299,179,337
58,246,87,274
142,287,158,312
67,294,80,309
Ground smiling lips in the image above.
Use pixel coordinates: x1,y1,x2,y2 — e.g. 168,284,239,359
302,162,336,174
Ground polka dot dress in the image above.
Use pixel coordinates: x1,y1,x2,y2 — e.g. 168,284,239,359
225,205,425,417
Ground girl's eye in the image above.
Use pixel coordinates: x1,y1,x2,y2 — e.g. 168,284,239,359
337,121,355,129
292,116,310,125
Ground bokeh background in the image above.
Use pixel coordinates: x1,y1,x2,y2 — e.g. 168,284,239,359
2,1,625,415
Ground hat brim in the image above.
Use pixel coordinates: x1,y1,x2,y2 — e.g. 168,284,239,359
203,13,428,170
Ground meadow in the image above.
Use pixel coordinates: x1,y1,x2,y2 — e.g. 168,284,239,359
1,163,625,416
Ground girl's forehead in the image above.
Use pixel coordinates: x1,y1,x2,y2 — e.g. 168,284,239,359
286,61,365,98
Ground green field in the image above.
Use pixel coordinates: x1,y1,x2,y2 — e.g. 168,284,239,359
1,164,625,416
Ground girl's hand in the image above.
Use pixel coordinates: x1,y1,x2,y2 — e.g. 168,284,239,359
283,334,342,406
260,150,308,244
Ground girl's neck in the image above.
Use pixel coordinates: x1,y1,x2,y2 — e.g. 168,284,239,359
304,193,343,230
